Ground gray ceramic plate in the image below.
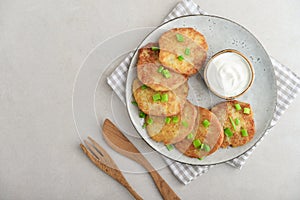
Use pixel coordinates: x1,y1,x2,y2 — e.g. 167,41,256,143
126,15,277,165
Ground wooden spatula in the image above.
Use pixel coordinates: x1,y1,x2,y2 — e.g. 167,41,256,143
102,119,180,200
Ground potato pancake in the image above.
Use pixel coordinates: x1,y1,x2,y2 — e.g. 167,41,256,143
211,100,255,148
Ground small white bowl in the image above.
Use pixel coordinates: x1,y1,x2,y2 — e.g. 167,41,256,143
204,49,254,100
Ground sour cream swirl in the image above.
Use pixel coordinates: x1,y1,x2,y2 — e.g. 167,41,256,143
205,51,253,98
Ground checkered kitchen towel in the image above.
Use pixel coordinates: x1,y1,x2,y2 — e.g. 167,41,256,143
107,0,300,184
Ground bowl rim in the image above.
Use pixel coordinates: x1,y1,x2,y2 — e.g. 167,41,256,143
203,49,255,100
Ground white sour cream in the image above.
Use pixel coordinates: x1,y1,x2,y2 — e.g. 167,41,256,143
205,51,253,98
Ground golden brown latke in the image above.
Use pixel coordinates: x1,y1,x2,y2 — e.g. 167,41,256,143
132,79,188,116
159,28,207,76
146,101,197,144
211,100,255,148
137,43,187,91
175,106,224,158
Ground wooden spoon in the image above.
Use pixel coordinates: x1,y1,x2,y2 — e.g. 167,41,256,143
102,119,180,200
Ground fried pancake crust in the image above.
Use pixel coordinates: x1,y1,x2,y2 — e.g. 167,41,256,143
146,101,197,144
159,28,207,76
211,100,255,148
137,43,187,91
175,107,224,158
132,79,188,116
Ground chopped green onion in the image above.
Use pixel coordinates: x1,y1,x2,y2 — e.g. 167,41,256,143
162,69,171,78
184,48,190,55
176,33,184,42
157,66,164,73
161,93,169,102
235,118,240,125
193,139,202,148
198,157,203,160
241,129,248,137
229,117,237,131
142,123,147,129
202,119,210,128
182,120,188,128
165,117,171,124
147,118,153,125
187,133,194,140
177,55,184,61
172,116,179,123
131,101,138,106
141,84,148,90
244,108,251,114
203,144,211,152
151,46,159,51
235,103,242,111
139,111,146,118
152,93,161,101
224,128,233,138
166,144,174,151
164,73,171,79
200,143,204,150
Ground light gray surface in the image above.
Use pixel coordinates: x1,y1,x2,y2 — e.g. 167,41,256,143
0,0,299,199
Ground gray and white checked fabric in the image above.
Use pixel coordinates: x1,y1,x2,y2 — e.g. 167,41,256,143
107,0,300,184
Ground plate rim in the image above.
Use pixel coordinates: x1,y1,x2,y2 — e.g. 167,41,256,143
125,14,278,166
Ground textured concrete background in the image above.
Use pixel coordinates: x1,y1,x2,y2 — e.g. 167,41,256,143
0,0,299,199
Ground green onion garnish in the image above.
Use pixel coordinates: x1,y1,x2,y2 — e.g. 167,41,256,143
224,128,233,138
193,139,202,148
152,93,161,101
139,111,146,118
241,129,248,137
141,84,148,90
166,144,174,151
142,123,147,129
147,118,153,125
200,143,204,150
229,117,236,131
172,116,179,123
164,73,171,78
177,55,184,61
131,101,138,106
161,93,169,102
235,118,240,125
176,33,184,42
184,48,190,55
182,121,188,128
235,103,242,111
244,108,251,114
202,119,210,128
162,69,171,78
203,144,211,152
198,157,203,160
187,133,194,140
157,66,164,73
151,46,159,51
165,117,171,124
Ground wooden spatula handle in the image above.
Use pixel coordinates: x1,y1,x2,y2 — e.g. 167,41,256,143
135,154,180,200
102,119,180,200
150,170,180,200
